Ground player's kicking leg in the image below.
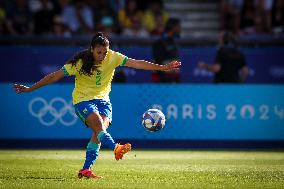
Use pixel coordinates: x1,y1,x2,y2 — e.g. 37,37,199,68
114,143,132,161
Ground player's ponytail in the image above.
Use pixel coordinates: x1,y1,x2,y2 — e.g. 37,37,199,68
90,32,109,48
94,32,103,38
68,32,109,76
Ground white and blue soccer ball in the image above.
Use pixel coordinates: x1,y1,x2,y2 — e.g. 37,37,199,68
142,109,166,132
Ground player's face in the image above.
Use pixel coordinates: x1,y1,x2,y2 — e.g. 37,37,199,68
92,45,109,62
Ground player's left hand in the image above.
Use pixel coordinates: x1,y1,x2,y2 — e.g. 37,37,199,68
162,60,181,72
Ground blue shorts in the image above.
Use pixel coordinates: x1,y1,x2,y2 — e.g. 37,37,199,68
74,99,112,126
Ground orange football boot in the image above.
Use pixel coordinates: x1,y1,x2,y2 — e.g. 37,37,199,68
114,143,132,160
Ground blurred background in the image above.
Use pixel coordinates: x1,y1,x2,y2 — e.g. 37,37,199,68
0,0,284,149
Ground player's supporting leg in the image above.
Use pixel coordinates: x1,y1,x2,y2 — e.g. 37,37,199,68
78,140,102,179
78,113,107,179
83,141,100,170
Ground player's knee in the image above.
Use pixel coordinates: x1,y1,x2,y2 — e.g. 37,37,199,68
86,113,104,132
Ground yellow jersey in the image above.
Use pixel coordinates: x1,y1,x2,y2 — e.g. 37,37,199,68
62,50,128,104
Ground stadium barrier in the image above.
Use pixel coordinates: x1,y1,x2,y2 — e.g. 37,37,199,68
1,83,284,148
1,46,284,84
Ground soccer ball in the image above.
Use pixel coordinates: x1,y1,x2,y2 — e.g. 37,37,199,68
142,109,166,132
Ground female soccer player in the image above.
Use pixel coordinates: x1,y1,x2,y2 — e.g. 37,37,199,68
13,32,181,179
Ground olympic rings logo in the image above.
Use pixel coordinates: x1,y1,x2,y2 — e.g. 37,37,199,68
28,97,78,126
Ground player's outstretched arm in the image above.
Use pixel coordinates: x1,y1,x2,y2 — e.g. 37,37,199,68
125,58,181,72
13,69,65,93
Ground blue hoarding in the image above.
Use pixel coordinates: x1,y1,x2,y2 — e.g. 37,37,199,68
1,47,284,83
1,83,284,140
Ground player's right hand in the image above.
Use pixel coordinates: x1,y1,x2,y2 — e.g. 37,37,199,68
162,60,181,72
13,84,31,93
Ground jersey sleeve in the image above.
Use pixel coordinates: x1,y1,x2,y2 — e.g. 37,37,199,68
112,51,128,67
61,63,78,76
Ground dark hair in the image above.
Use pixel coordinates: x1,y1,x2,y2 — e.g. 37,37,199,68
90,32,109,49
165,18,180,32
69,32,109,76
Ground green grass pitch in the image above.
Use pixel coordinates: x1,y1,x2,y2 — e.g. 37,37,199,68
0,150,283,189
